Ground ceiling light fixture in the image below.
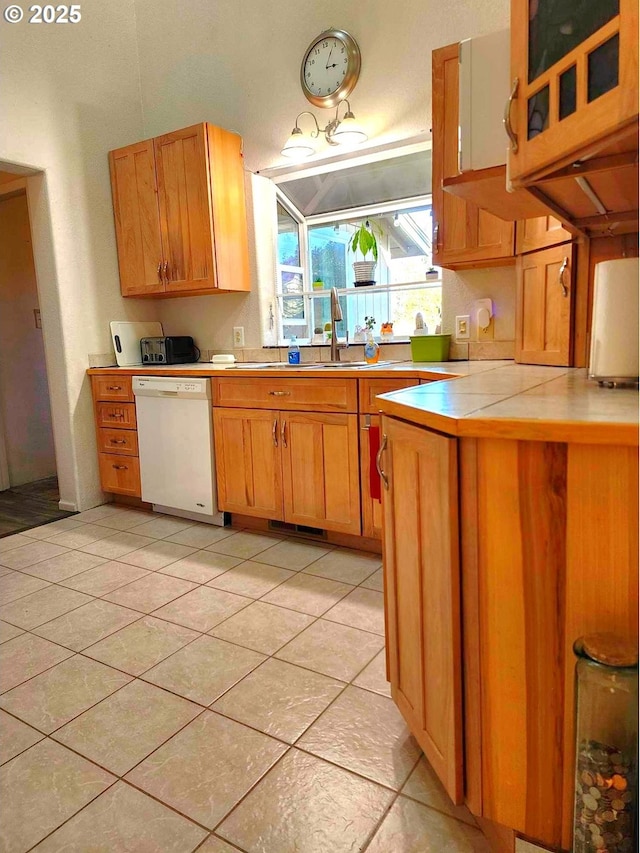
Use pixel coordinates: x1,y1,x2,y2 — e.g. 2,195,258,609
280,100,368,160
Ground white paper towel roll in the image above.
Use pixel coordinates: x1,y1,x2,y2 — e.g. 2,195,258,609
589,258,639,381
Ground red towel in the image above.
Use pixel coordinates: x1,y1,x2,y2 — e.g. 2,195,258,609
369,425,382,502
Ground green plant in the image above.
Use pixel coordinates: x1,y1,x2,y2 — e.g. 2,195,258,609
350,220,380,262
364,316,376,331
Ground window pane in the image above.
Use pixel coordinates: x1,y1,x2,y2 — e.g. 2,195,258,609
588,34,619,102
309,204,433,290
528,0,619,83
277,202,300,267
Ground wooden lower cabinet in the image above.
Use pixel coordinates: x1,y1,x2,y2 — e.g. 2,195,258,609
212,408,283,520
381,416,463,804
360,415,383,540
281,412,360,536
380,413,638,850
213,407,361,535
516,242,575,366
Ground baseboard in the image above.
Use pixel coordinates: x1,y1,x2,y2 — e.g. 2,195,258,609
58,501,78,512
232,514,383,554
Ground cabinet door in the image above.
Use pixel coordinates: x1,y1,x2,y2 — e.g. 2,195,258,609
516,215,572,255
281,412,361,536
155,124,216,293
213,407,283,520
381,416,463,803
108,140,164,296
360,415,383,540
509,0,638,184
206,125,251,293
432,44,515,269
516,243,574,365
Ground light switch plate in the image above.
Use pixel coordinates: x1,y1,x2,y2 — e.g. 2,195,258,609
455,315,470,340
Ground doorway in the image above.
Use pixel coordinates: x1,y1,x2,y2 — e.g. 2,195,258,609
0,170,71,535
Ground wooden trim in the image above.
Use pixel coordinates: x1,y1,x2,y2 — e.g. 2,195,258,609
459,438,482,816
233,512,382,554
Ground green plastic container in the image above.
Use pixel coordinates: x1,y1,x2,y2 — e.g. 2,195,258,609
410,334,451,362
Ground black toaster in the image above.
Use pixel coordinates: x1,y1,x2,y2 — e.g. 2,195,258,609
140,336,199,364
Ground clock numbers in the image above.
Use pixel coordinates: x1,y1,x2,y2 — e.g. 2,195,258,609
301,30,360,105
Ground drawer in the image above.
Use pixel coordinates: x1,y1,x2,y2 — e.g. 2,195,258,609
213,377,358,413
92,375,133,402
98,453,140,496
359,378,419,414
98,428,139,456
96,402,137,430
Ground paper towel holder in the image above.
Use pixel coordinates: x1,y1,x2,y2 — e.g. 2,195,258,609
589,258,639,389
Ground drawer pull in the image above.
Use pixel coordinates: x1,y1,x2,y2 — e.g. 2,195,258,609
106,385,122,391
112,464,128,471
107,413,124,419
110,439,127,445
268,390,291,397
272,418,278,447
376,433,389,490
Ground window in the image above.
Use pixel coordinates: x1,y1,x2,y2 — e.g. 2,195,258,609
275,198,440,344
269,139,439,344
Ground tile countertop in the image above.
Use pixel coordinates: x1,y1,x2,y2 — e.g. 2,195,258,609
376,366,639,446
86,359,511,380
86,361,638,445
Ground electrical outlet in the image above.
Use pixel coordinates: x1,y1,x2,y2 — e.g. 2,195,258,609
455,315,470,340
232,326,245,347
475,299,494,342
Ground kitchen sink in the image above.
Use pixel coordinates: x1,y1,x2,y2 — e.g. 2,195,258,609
233,361,395,370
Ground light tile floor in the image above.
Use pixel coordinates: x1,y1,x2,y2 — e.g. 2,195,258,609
0,505,490,853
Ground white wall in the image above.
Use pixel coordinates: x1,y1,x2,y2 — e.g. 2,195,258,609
0,0,514,508
0,193,56,486
0,0,159,510
135,0,514,352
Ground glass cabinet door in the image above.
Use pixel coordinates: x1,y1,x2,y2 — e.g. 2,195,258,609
509,0,637,184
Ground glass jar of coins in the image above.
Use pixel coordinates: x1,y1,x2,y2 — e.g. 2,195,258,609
573,633,638,853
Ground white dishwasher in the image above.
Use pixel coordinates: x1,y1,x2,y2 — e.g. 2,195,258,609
133,376,225,525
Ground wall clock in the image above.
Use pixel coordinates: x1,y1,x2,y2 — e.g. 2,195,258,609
300,29,361,109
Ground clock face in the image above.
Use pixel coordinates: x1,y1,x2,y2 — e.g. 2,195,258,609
301,30,360,108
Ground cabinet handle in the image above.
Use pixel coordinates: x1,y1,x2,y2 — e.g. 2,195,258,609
503,77,519,154
433,222,440,249
268,390,291,397
112,464,128,471
559,256,569,297
106,385,122,391
162,260,169,283
157,261,162,282
375,433,389,490
110,439,127,445
281,419,287,449
272,418,278,447
107,413,123,419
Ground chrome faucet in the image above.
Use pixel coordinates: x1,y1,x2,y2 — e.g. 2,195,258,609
330,287,348,362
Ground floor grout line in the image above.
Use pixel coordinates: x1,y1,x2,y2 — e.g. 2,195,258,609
0,515,417,852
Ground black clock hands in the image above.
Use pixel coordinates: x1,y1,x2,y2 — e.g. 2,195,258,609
325,46,337,70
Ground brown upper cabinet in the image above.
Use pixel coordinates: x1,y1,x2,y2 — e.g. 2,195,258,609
515,215,571,255
515,242,575,366
109,124,250,298
431,43,516,269
508,0,638,186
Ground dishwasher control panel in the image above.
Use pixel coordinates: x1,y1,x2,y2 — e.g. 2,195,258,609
132,376,211,399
